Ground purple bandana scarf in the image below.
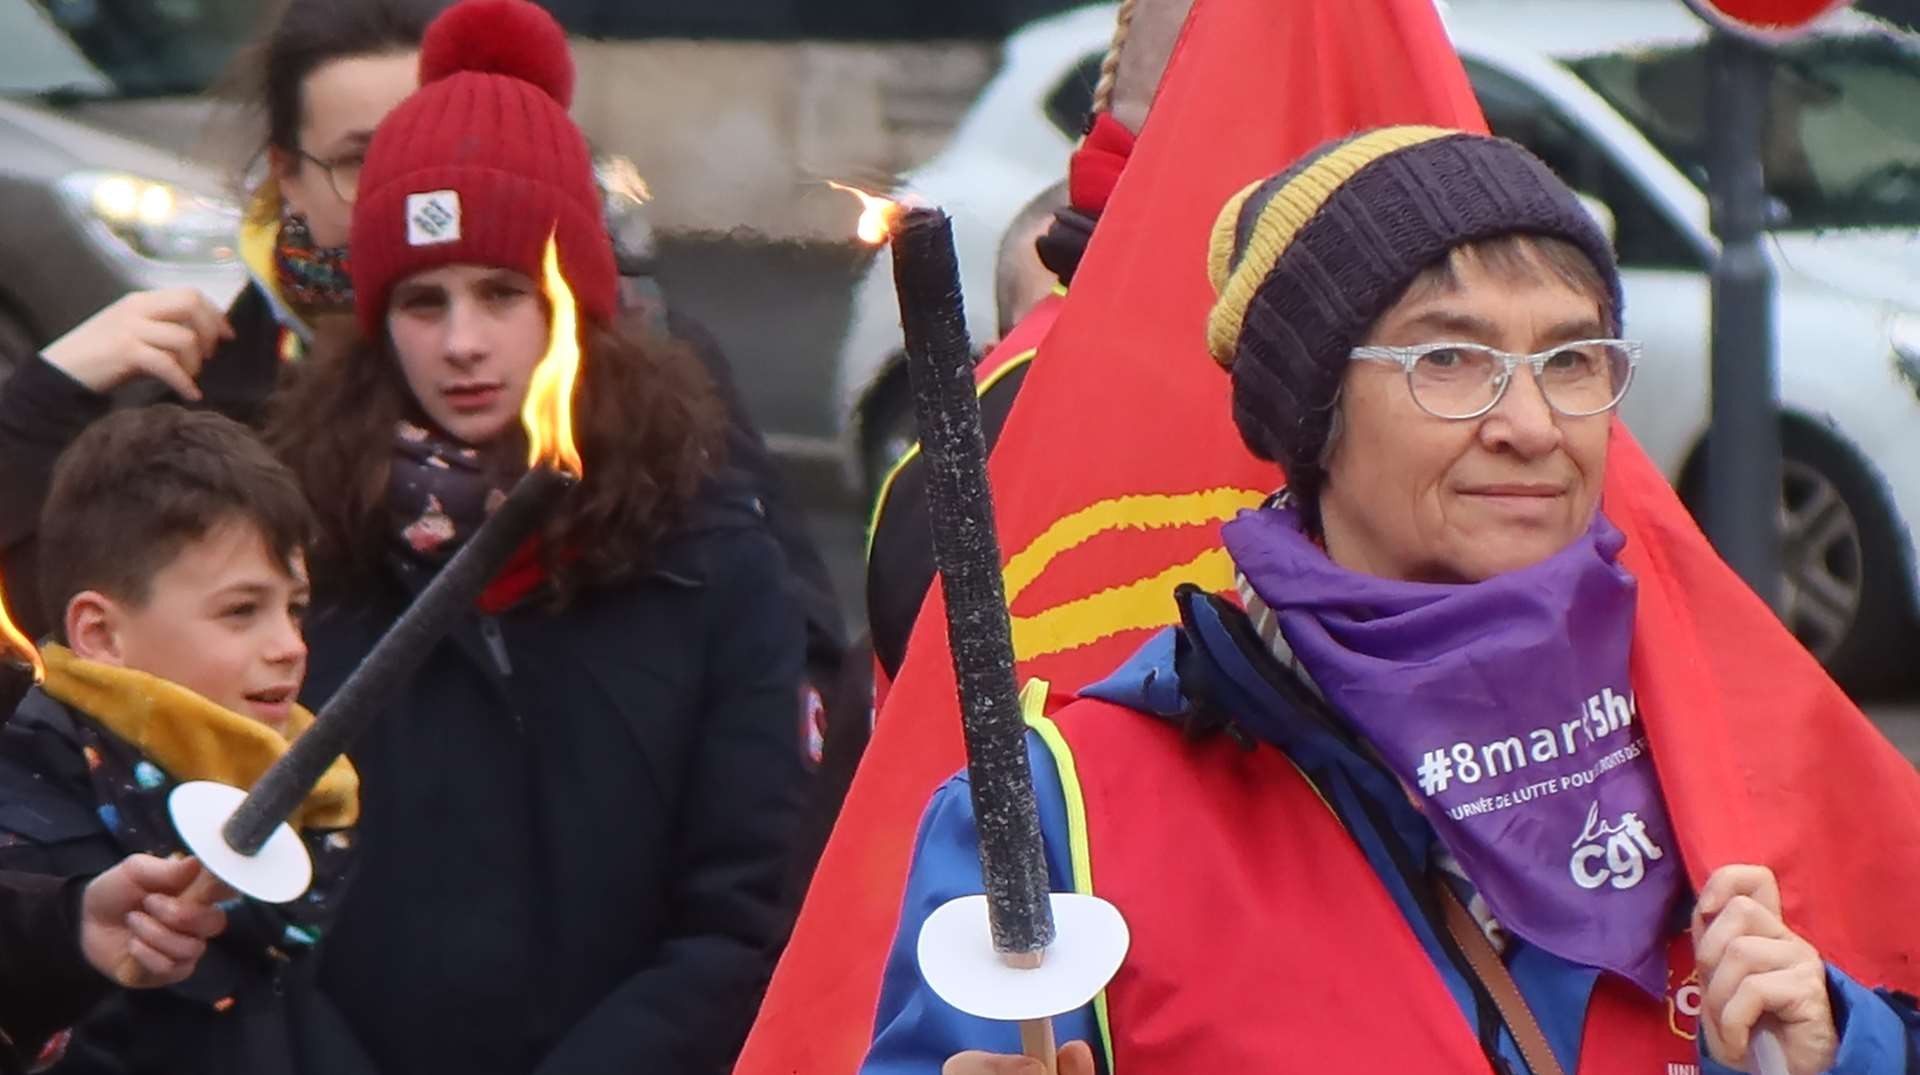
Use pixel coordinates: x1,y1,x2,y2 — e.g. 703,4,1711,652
1223,503,1681,995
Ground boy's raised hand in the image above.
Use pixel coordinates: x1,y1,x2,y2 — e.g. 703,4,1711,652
943,1040,1097,1075
80,854,232,988
41,289,233,402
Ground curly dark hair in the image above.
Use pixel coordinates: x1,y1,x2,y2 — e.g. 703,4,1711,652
264,310,725,600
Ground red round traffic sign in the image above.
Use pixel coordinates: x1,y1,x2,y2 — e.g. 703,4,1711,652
1681,0,1849,33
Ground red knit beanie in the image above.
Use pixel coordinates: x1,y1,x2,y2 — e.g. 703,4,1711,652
350,0,617,340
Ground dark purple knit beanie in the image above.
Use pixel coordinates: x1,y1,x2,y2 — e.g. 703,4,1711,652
1205,126,1622,515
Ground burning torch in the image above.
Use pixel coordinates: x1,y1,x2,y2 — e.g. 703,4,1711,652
0,569,43,722
169,233,586,903
835,183,1128,1070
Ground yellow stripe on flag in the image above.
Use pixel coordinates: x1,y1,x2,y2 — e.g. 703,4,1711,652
1011,546,1239,661
1003,488,1263,604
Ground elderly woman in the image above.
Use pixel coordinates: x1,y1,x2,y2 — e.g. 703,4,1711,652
861,129,1920,1075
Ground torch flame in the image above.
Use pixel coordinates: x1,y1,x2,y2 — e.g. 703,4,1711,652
0,572,43,683
829,181,901,245
521,233,585,477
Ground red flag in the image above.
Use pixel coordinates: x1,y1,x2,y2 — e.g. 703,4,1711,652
738,0,1920,1069
1605,432,1920,991
739,3,1488,1071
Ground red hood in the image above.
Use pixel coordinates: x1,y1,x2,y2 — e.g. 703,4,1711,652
1067,112,1137,217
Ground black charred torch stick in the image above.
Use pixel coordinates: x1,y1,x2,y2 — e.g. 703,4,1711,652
889,206,1057,961
222,467,575,853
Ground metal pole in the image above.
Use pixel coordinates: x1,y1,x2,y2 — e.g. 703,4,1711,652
1705,29,1783,610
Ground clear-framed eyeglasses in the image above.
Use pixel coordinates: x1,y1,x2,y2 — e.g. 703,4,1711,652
297,149,364,204
1347,339,1640,420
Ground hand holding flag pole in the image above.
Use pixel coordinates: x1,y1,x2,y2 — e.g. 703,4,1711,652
837,184,1129,1069
168,233,585,904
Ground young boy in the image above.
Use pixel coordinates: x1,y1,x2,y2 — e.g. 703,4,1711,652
0,406,370,1075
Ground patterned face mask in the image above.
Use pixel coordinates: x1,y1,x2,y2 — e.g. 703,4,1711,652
275,211,355,313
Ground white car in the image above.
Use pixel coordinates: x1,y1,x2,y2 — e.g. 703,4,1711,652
836,3,1118,489
835,0,1920,692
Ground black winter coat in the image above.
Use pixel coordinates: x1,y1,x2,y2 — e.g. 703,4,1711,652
0,691,372,1075
302,484,809,1075
0,871,105,1073
865,360,1031,682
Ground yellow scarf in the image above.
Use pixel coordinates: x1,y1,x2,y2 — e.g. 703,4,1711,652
38,645,359,831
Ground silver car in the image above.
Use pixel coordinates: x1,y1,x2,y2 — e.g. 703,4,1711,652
0,0,247,381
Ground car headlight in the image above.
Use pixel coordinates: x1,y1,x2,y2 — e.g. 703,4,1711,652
56,171,241,268
1890,313,1920,400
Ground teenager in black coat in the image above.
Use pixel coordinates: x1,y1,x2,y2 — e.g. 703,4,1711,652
256,3,810,1070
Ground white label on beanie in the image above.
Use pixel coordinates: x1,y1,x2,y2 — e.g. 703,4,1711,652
406,191,462,246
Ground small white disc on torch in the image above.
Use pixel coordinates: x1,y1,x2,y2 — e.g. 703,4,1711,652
917,893,1130,1022
168,781,313,904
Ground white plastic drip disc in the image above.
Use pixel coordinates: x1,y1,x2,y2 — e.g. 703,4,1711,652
168,781,314,904
917,893,1130,1021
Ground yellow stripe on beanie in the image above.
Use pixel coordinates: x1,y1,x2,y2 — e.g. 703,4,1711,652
1206,178,1263,299
1205,125,1457,368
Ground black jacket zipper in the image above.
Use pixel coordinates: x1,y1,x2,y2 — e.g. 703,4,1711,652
477,616,513,678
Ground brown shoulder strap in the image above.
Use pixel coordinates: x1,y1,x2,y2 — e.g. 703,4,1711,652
1433,876,1568,1075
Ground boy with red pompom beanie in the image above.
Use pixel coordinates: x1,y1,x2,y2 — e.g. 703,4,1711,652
349,0,617,339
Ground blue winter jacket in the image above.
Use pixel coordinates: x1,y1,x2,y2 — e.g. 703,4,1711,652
862,592,1920,1074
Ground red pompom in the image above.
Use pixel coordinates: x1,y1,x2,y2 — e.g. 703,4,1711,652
419,0,574,107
